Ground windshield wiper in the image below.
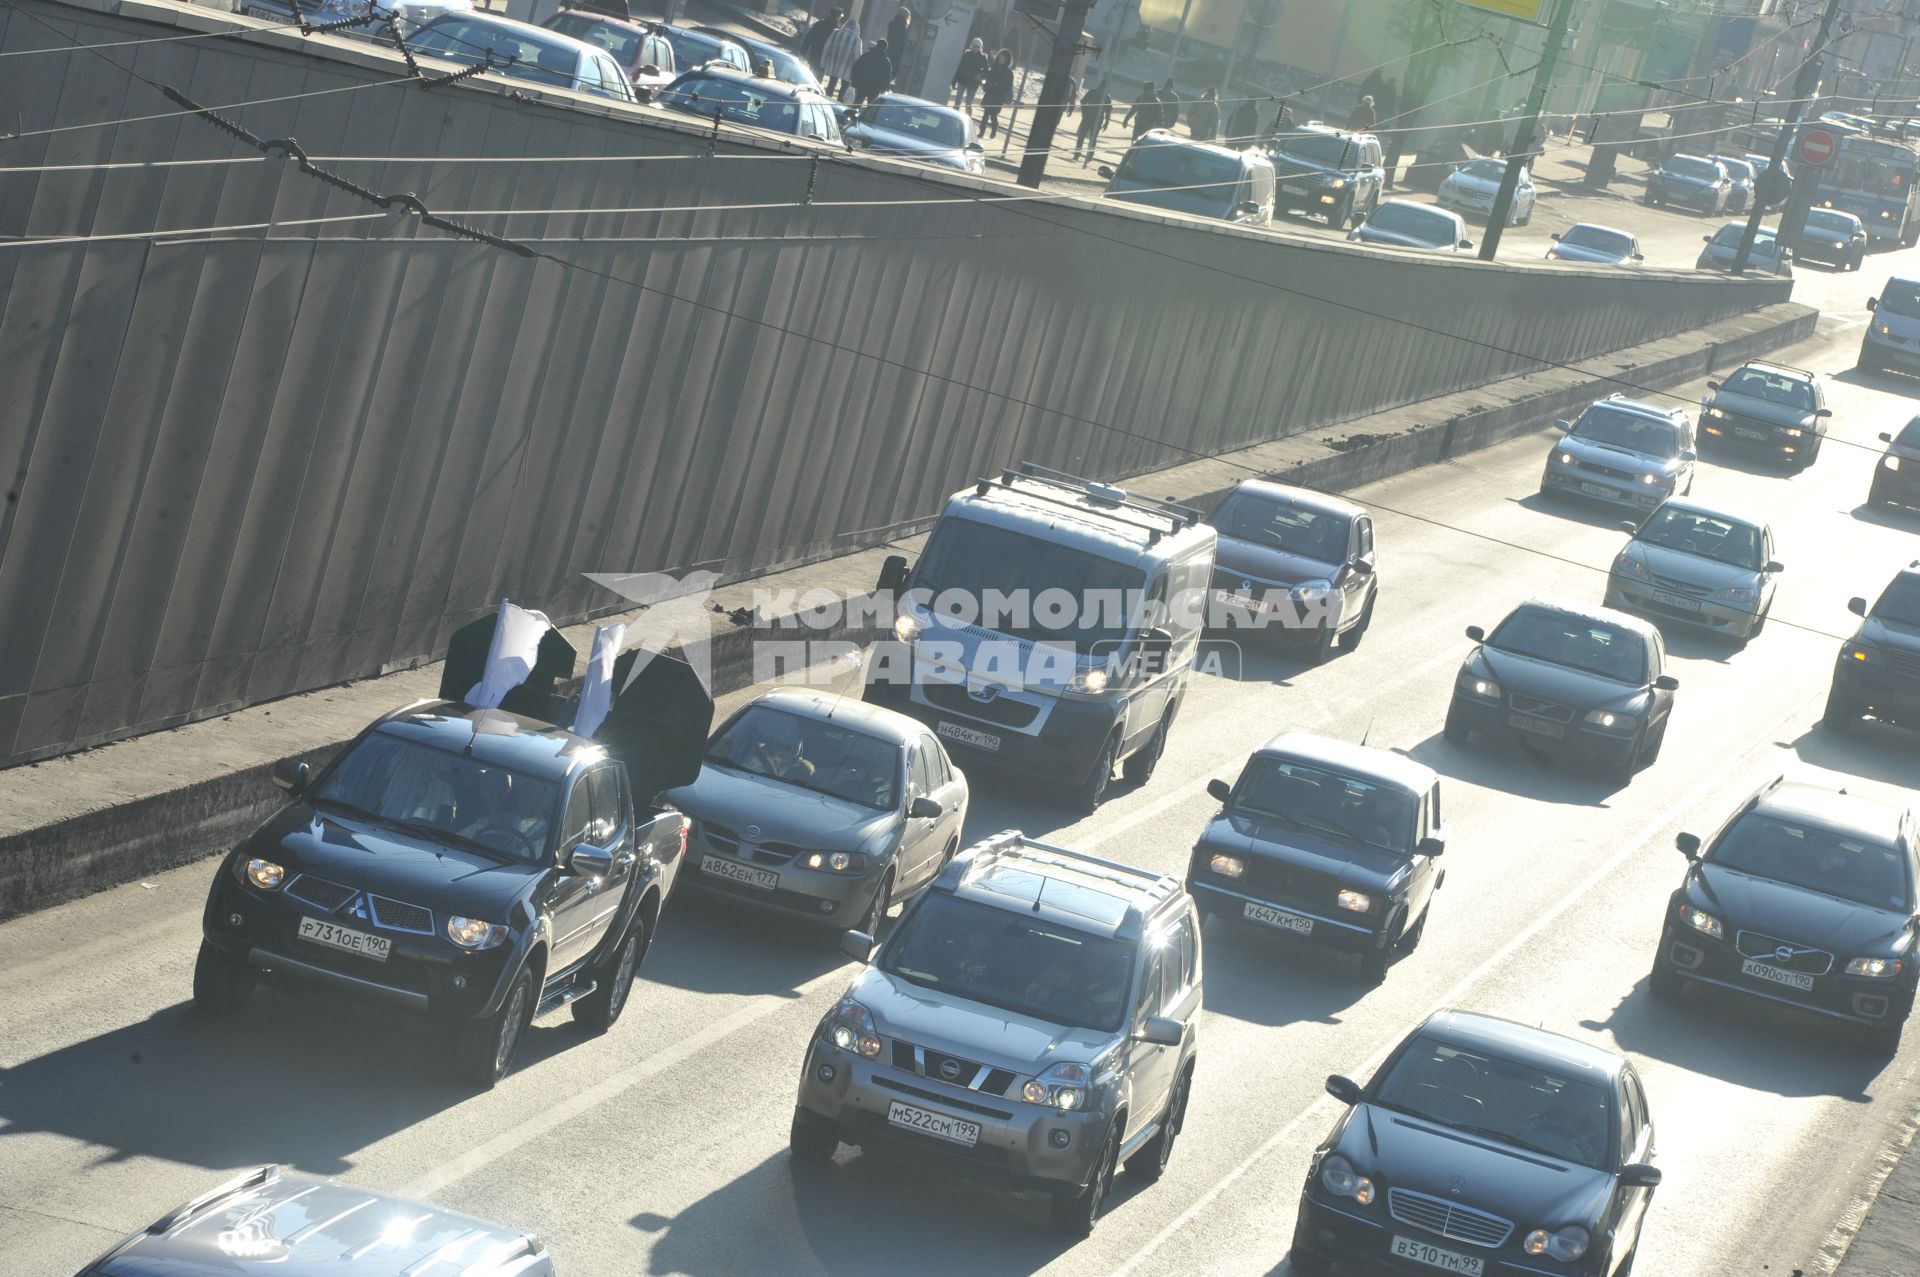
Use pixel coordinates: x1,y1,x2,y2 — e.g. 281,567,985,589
1298,815,1364,845
1447,1121,1582,1163
310,795,386,824
1239,805,1308,831
391,819,517,863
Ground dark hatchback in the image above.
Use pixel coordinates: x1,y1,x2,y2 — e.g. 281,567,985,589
1204,480,1379,663
1445,601,1678,785
1187,733,1445,984
1650,777,1917,1054
195,623,712,1088
1292,1010,1660,1276
1644,153,1730,213
1867,417,1920,512
1826,562,1920,731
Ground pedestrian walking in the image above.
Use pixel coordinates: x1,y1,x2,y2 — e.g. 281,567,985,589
1123,80,1161,139
981,48,1014,137
1189,87,1220,142
1348,94,1376,132
1224,94,1258,148
1159,82,1184,133
887,6,912,90
952,37,987,111
850,37,892,104
1074,77,1111,163
820,15,861,100
801,7,841,73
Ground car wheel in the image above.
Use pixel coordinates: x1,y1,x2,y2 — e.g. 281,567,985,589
1745,603,1770,643
1642,719,1667,766
1823,687,1861,731
1123,711,1172,785
854,867,895,937
790,1105,840,1164
572,911,648,1033
1608,727,1647,786
1051,1121,1119,1236
1398,902,1429,953
1072,735,1119,814
1864,1017,1906,1056
1306,621,1337,665
1648,953,1684,1002
1360,918,1398,985
1126,1065,1191,1183
1330,195,1352,228
191,940,254,1014
1443,699,1472,745
1344,592,1376,650
456,965,535,1090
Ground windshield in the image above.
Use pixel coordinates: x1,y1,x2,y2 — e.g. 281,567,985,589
659,74,798,131
1715,157,1754,180
1720,367,1814,409
1825,142,1918,198
1457,159,1506,181
1879,279,1920,319
1372,1036,1615,1169
703,705,900,810
1668,157,1719,181
1709,812,1913,910
1486,605,1649,684
1872,575,1920,626
1114,142,1241,212
863,101,966,147
1897,417,1920,449
1366,202,1454,243
311,731,558,862
1711,224,1776,253
413,18,581,86
1210,491,1350,562
911,518,1148,649
1561,225,1633,256
1232,756,1418,853
883,894,1133,1032
1635,506,1763,569
762,45,817,86
1276,133,1354,168
1571,406,1682,457
660,28,727,69
1805,209,1858,234
548,13,639,64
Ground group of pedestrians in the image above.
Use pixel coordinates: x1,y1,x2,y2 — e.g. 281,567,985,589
949,38,1016,137
801,5,917,105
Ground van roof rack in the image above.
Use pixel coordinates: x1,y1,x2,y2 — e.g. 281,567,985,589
974,462,1203,542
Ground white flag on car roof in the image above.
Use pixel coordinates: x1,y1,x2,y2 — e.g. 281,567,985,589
572,622,628,738
464,600,553,710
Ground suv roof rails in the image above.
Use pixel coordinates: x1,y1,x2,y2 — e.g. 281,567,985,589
939,829,1183,935
975,462,1203,543
1743,357,1817,379
149,1165,280,1234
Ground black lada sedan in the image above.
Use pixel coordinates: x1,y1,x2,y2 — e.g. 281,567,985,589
1293,1010,1661,1277
1650,776,1917,1055
1445,600,1678,785
1187,733,1446,984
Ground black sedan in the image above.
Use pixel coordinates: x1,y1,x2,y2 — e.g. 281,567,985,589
1292,1009,1661,1276
1187,732,1445,984
1792,207,1868,270
1651,777,1917,1054
1444,601,1678,785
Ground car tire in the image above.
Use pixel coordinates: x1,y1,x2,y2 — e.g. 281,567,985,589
1865,1018,1906,1056
1072,735,1119,814
1398,902,1429,953
1344,592,1376,650
1823,687,1862,731
1307,622,1337,665
456,965,535,1091
1443,699,1471,746
1746,603,1770,643
192,940,254,1014
1329,195,1352,228
1123,711,1172,785
1648,954,1684,1002
854,867,895,938
1052,1121,1119,1237
572,910,648,1034
1608,727,1647,786
1360,919,1398,985
1126,1065,1191,1183
789,1105,839,1165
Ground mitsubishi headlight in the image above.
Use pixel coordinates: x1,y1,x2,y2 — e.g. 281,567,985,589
1318,1154,1376,1204
1209,853,1245,878
1884,455,1901,472
1614,552,1651,582
1712,585,1757,605
244,858,285,890
1846,956,1904,979
1069,667,1109,695
445,916,509,950
893,612,922,643
1678,903,1723,940
1022,1061,1091,1110
1336,889,1373,913
828,997,882,1058
803,851,869,874
1524,1226,1590,1262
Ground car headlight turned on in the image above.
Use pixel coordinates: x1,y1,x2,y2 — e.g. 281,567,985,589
828,997,882,1058
1319,1153,1376,1204
1885,455,1901,472
1783,427,1805,438
1461,675,1501,700
1583,709,1633,729
1336,889,1372,913
1846,956,1904,979
1614,553,1652,583
1209,853,1245,878
1704,406,1728,420
1022,1061,1091,1110
1640,471,1661,486
1843,643,1871,664
892,612,921,643
446,916,509,950
1069,666,1109,695
1555,450,1575,465
1524,1225,1590,1262
803,851,868,874
245,858,286,890
1678,903,1724,940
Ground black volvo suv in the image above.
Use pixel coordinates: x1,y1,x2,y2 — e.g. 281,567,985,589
195,613,712,1087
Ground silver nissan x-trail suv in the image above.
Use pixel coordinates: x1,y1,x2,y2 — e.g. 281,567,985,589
790,830,1203,1236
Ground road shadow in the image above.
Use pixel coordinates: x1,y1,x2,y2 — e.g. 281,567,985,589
632,1148,1085,1276
957,782,1086,844
1785,721,1920,791
1694,448,1798,479
642,893,852,998
1578,977,1883,1101
1402,733,1615,807
1657,627,1740,665
0,991,515,1176
1197,918,1374,1027
1509,491,1643,532
1848,500,1918,530
1828,366,1918,392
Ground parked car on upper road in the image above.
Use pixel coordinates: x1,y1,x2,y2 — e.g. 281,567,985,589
411,11,636,100
792,830,1202,1237
1437,157,1535,225
1187,733,1445,984
1604,497,1783,644
1646,153,1732,213
1348,199,1472,253
1203,479,1378,662
845,94,985,174
1538,394,1695,511
695,25,819,88
1545,222,1642,265
1825,560,1920,732
1268,124,1384,227
1697,360,1829,470
654,65,842,143
653,21,748,73
541,7,677,92
1100,131,1276,226
1292,1009,1661,1276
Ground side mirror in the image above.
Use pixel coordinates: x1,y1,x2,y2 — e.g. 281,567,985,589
1703,235,1713,243
1676,832,1701,859
1879,432,1893,443
1680,448,1697,462
570,843,616,877
1848,596,1868,617
1554,418,1572,431
1705,380,1721,391
966,141,984,152
1236,201,1261,216
639,64,661,76
1325,1074,1363,1106
876,553,910,594
1097,165,1115,179
1620,1163,1663,1189
1207,778,1232,803
1138,1015,1183,1047
1348,558,1375,576
1815,408,1832,418
1458,238,1474,249
1632,252,1645,261
840,930,875,963
1550,232,1562,241
1465,625,1485,642
1142,626,1175,656
1868,296,1879,310
909,795,943,819
1619,519,1641,534
1417,831,1447,857
1653,674,1679,692
1765,559,1785,573
271,758,310,795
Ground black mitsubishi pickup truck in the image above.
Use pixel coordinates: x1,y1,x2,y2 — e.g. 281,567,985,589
193,612,713,1088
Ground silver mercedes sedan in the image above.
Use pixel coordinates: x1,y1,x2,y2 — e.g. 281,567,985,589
1604,498,1783,644
669,689,969,935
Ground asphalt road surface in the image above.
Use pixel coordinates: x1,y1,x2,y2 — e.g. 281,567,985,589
3,251,1917,1277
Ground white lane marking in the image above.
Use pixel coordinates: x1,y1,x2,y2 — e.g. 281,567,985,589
1107,686,1820,1277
